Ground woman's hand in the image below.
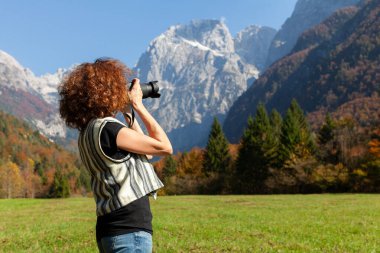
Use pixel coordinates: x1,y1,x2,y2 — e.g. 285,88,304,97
128,78,143,110
118,78,173,157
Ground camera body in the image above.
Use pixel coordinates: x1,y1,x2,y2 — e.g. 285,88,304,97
128,80,160,99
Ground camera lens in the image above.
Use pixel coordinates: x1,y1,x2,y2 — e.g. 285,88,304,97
129,81,160,99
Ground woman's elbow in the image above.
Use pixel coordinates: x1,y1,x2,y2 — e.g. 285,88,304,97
153,143,173,156
162,144,173,156
164,145,173,155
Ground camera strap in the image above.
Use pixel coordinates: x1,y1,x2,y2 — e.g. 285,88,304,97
124,109,135,128
130,109,135,128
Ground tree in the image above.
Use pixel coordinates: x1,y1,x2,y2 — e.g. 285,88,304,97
22,158,42,198
317,113,338,163
268,109,283,168
202,117,232,193
49,169,70,198
318,113,336,145
162,155,177,179
203,117,232,175
334,118,358,168
235,104,273,193
0,161,24,198
280,99,315,163
268,100,318,193
361,128,380,192
369,128,380,158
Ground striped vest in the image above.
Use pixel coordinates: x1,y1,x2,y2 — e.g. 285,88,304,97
78,117,164,216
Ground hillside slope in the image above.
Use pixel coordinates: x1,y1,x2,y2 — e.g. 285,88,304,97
224,0,380,142
0,110,87,198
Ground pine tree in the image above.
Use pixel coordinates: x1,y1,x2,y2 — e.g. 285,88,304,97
235,103,272,193
318,113,335,145
289,99,307,129
235,116,255,193
280,99,315,163
203,117,231,175
317,113,338,163
270,109,283,136
280,107,301,162
49,169,70,198
290,99,315,154
203,117,232,193
163,155,177,179
269,109,283,168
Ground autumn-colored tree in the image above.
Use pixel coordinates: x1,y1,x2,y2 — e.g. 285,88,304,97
0,161,24,198
177,148,204,177
0,110,83,197
369,128,380,158
22,158,42,198
334,118,360,168
362,128,380,192
165,148,205,195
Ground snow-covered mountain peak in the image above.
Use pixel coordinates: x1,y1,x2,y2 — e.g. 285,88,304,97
0,50,26,71
162,19,234,53
0,49,75,105
134,19,269,150
0,50,37,91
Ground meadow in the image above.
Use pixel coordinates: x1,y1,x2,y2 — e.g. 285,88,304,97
0,194,379,252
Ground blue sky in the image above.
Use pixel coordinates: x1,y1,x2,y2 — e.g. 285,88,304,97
0,0,297,75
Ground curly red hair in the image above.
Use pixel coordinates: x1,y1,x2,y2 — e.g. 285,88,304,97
59,58,131,131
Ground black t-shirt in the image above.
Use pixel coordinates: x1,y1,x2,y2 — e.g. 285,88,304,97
96,121,153,242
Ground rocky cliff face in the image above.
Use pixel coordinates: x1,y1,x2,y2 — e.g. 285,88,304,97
0,50,67,138
134,20,274,151
234,25,276,71
265,0,360,68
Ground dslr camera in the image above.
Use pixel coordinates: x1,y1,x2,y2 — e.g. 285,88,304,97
128,80,160,99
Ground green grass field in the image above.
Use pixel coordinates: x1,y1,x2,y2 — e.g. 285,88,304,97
0,195,379,252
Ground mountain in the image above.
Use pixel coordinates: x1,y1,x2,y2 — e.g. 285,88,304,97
234,25,276,71
224,0,380,142
134,20,275,151
1,20,275,152
0,51,68,138
265,0,360,68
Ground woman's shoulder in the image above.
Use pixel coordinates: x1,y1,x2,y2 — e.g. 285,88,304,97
81,117,126,135
94,117,126,127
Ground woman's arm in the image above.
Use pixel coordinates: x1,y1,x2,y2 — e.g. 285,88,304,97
116,79,173,156
122,105,153,159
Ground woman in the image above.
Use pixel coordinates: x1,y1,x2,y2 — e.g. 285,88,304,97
59,58,172,253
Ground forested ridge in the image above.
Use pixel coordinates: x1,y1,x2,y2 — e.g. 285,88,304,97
0,110,90,198
224,0,380,142
1,98,379,198
155,100,380,194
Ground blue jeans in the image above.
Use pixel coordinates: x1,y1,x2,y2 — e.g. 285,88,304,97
97,231,153,253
